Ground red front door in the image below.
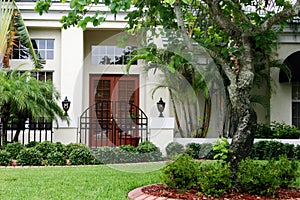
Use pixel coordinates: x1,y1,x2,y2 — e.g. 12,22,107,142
89,74,139,147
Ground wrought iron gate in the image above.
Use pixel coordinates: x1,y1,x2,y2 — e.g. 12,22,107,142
79,101,149,148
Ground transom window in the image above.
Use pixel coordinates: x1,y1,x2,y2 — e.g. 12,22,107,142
12,39,54,60
91,45,137,65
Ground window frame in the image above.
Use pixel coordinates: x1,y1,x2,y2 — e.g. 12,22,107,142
12,39,54,60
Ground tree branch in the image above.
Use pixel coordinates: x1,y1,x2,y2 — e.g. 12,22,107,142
173,1,194,50
261,0,300,31
203,0,242,41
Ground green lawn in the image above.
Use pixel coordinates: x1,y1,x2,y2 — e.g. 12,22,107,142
0,161,299,200
0,162,165,200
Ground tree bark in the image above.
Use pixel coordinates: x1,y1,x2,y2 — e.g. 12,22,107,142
227,32,257,179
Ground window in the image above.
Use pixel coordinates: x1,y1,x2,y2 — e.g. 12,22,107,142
19,70,53,82
292,82,300,129
91,45,137,65
12,39,54,60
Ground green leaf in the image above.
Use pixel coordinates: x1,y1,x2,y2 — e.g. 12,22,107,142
164,0,176,5
70,0,77,9
78,0,86,6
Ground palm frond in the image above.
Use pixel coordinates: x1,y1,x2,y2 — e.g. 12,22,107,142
0,69,69,126
13,4,45,69
0,0,14,63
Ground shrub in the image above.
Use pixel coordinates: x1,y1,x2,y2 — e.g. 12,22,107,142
25,141,40,148
295,145,300,159
0,150,12,166
114,148,137,163
35,141,56,159
273,155,299,188
237,158,281,196
198,161,232,197
165,142,185,158
185,143,201,159
212,137,231,160
45,151,67,166
255,121,300,139
68,145,95,165
161,154,199,191
119,145,137,153
136,141,163,162
5,142,24,159
199,143,214,159
66,143,87,158
53,142,67,156
17,148,43,166
251,140,295,160
250,140,269,160
95,147,117,164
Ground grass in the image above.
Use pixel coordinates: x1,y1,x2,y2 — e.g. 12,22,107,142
0,161,299,200
0,162,165,200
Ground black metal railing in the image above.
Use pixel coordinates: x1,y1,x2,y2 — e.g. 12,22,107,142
79,101,149,148
0,117,53,146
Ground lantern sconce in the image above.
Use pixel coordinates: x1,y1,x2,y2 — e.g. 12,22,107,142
62,96,71,115
157,97,165,118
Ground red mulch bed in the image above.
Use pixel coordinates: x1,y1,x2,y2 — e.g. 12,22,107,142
142,184,300,200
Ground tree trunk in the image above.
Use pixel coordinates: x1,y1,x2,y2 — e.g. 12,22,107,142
1,118,9,147
229,105,257,179
13,119,26,142
228,65,257,180
201,97,211,138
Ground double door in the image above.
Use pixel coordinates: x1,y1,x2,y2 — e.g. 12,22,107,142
89,74,139,146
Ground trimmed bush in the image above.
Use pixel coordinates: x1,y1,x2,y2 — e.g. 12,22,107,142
66,143,88,158
198,161,232,197
251,140,296,160
237,158,281,196
185,142,215,160
25,141,40,148
199,143,214,159
45,151,66,166
185,143,201,159
69,145,95,165
255,121,300,139
35,141,56,159
114,148,137,163
165,142,184,158
295,145,300,159
119,145,137,153
95,147,117,164
161,154,199,191
53,142,67,156
136,141,162,162
0,150,12,166
17,148,43,166
273,156,299,188
5,142,24,159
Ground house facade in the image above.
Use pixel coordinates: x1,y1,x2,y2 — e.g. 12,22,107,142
9,2,300,151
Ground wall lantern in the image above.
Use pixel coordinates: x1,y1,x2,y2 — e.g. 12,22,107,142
157,97,165,117
62,96,71,115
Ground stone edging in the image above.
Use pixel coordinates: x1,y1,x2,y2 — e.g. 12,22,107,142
127,184,176,200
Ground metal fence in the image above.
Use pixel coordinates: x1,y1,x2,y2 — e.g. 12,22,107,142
0,118,53,146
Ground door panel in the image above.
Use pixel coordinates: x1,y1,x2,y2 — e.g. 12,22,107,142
89,74,139,147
